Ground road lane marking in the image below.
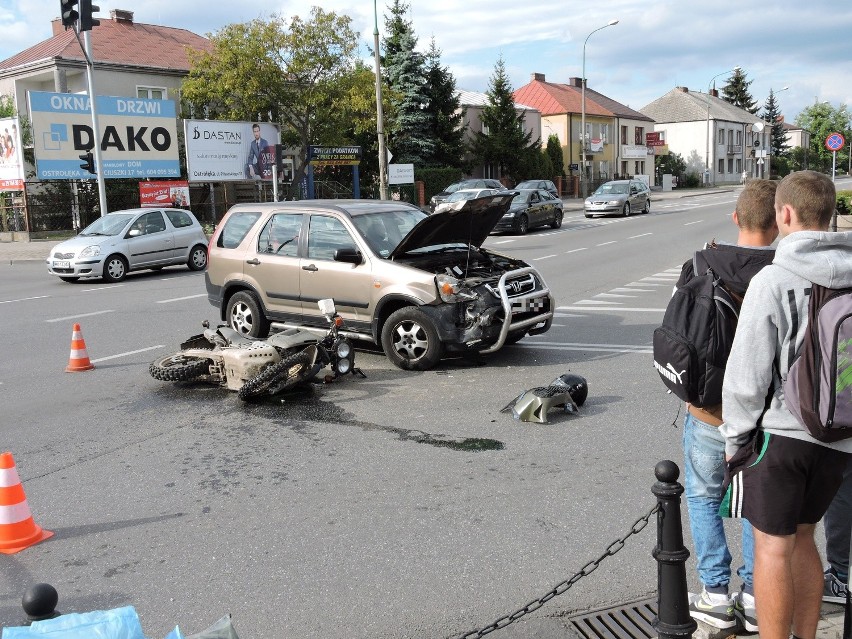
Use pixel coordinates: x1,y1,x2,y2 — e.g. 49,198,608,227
156,294,208,304
493,239,515,244
46,310,115,323
573,300,620,305
91,345,166,363
596,293,636,298
557,307,665,312
611,287,654,293
81,284,124,292
0,295,50,305
532,255,556,261
640,277,674,282
565,248,587,253
627,282,666,287
684,220,703,225
597,241,617,246
628,233,652,239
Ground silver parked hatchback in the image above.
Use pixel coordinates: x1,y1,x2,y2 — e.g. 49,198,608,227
46,208,209,283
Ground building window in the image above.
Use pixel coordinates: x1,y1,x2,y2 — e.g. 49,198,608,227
728,130,734,146
621,126,628,144
137,87,167,100
718,159,725,173
481,122,489,135
634,127,644,145
717,128,725,145
728,158,734,173
600,124,609,144
736,159,742,173
736,130,742,145
620,161,628,178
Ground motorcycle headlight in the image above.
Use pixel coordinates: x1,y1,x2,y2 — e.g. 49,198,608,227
336,357,352,375
79,245,101,258
435,274,477,303
335,339,352,359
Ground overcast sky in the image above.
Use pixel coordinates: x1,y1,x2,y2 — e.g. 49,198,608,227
2,0,851,123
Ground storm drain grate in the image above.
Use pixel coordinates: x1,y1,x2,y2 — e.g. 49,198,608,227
568,598,657,639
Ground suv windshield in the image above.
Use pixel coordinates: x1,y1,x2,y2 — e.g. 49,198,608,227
352,209,426,258
80,214,135,236
595,184,628,195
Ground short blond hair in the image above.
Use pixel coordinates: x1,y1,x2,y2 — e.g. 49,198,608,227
775,170,836,229
735,179,777,231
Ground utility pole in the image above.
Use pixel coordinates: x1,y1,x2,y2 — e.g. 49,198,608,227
82,30,108,216
373,0,388,200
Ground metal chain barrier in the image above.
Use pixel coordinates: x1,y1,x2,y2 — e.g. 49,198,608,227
456,502,661,639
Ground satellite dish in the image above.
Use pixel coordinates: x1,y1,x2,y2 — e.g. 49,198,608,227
752,121,765,132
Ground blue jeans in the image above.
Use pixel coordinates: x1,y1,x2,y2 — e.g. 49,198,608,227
683,411,754,592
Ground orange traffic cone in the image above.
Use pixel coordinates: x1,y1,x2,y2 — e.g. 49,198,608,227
65,322,94,372
0,452,53,554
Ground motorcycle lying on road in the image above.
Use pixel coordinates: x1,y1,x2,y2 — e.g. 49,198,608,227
150,299,361,401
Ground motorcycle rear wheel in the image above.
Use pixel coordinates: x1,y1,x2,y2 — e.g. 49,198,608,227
150,353,211,381
238,351,314,401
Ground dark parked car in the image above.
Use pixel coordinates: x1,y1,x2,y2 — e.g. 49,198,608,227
514,179,558,197
584,180,651,217
429,178,506,212
492,189,563,235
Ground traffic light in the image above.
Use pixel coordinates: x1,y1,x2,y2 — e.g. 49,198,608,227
60,0,79,29
79,151,95,175
79,0,100,31
274,144,284,172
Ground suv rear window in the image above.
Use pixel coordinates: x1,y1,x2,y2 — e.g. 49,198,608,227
217,211,262,249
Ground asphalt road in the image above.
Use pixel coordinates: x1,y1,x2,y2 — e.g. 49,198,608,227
0,189,792,637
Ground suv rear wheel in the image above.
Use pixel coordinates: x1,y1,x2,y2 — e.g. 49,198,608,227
381,307,442,371
227,291,270,338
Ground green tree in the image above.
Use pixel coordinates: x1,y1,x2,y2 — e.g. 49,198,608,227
545,134,564,177
422,38,466,169
721,68,758,114
383,0,433,165
762,89,788,157
0,94,14,117
655,151,687,180
181,8,366,191
794,102,851,173
470,56,539,181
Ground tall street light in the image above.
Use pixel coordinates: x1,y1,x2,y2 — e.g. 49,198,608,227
705,66,740,186
373,0,388,200
763,86,788,179
580,19,618,198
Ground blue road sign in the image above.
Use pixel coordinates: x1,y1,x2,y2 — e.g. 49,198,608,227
825,132,845,152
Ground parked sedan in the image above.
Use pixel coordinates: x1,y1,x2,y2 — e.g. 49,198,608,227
492,189,563,235
432,188,502,214
584,180,651,217
429,178,506,212
46,208,209,283
514,179,558,197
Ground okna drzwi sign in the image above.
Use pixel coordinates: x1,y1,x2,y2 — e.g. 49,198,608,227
28,91,180,180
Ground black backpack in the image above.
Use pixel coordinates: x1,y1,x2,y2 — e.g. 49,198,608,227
652,263,740,407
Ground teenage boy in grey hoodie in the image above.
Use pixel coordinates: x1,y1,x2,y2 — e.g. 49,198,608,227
720,170,852,639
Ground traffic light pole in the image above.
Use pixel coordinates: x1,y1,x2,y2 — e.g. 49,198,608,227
82,30,108,216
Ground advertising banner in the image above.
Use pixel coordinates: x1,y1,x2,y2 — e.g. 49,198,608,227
28,91,180,180
308,146,361,166
622,145,650,159
0,117,25,191
388,163,414,184
140,180,190,208
184,120,281,182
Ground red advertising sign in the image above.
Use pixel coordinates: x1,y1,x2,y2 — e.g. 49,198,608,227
140,180,190,208
646,132,665,147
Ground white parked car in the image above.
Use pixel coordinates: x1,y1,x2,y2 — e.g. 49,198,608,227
46,208,209,283
432,188,502,214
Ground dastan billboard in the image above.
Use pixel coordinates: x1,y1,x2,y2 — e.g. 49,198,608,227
184,120,281,182
28,91,180,180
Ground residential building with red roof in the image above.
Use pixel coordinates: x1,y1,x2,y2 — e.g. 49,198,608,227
0,9,210,118
514,73,655,191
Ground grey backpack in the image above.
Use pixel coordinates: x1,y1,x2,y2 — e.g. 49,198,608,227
783,283,852,441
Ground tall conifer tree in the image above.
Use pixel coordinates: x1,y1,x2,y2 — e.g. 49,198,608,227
422,38,466,168
721,68,758,114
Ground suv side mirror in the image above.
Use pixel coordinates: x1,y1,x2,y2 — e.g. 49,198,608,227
334,247,362,265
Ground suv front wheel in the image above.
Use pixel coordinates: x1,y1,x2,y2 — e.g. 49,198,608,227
381,307,443,371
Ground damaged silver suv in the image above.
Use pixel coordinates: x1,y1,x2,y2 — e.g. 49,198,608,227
205,193,554,371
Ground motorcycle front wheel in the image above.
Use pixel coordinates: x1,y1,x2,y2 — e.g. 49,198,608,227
237,351,314,401
149,353,211,382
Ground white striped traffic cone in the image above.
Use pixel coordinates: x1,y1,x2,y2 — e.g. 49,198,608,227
65,322,94,372
0,452,53,554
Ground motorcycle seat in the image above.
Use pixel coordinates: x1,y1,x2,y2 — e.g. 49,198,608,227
217,326,255,346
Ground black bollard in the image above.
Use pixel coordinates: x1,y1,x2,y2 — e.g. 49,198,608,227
651,460,696,639
21,583,60,625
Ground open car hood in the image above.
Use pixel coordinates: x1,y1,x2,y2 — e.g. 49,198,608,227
389,192,514,258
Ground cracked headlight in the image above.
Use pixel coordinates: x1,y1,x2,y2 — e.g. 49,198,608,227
436,274,477,303
79,245,101,258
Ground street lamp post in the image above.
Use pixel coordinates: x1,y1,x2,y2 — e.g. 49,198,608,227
580,19,618,199
763,86,789,179
373,0,388,200
705,67,740,187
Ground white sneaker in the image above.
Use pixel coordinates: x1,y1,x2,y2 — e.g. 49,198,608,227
688,588,736,629
733,590,758,632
